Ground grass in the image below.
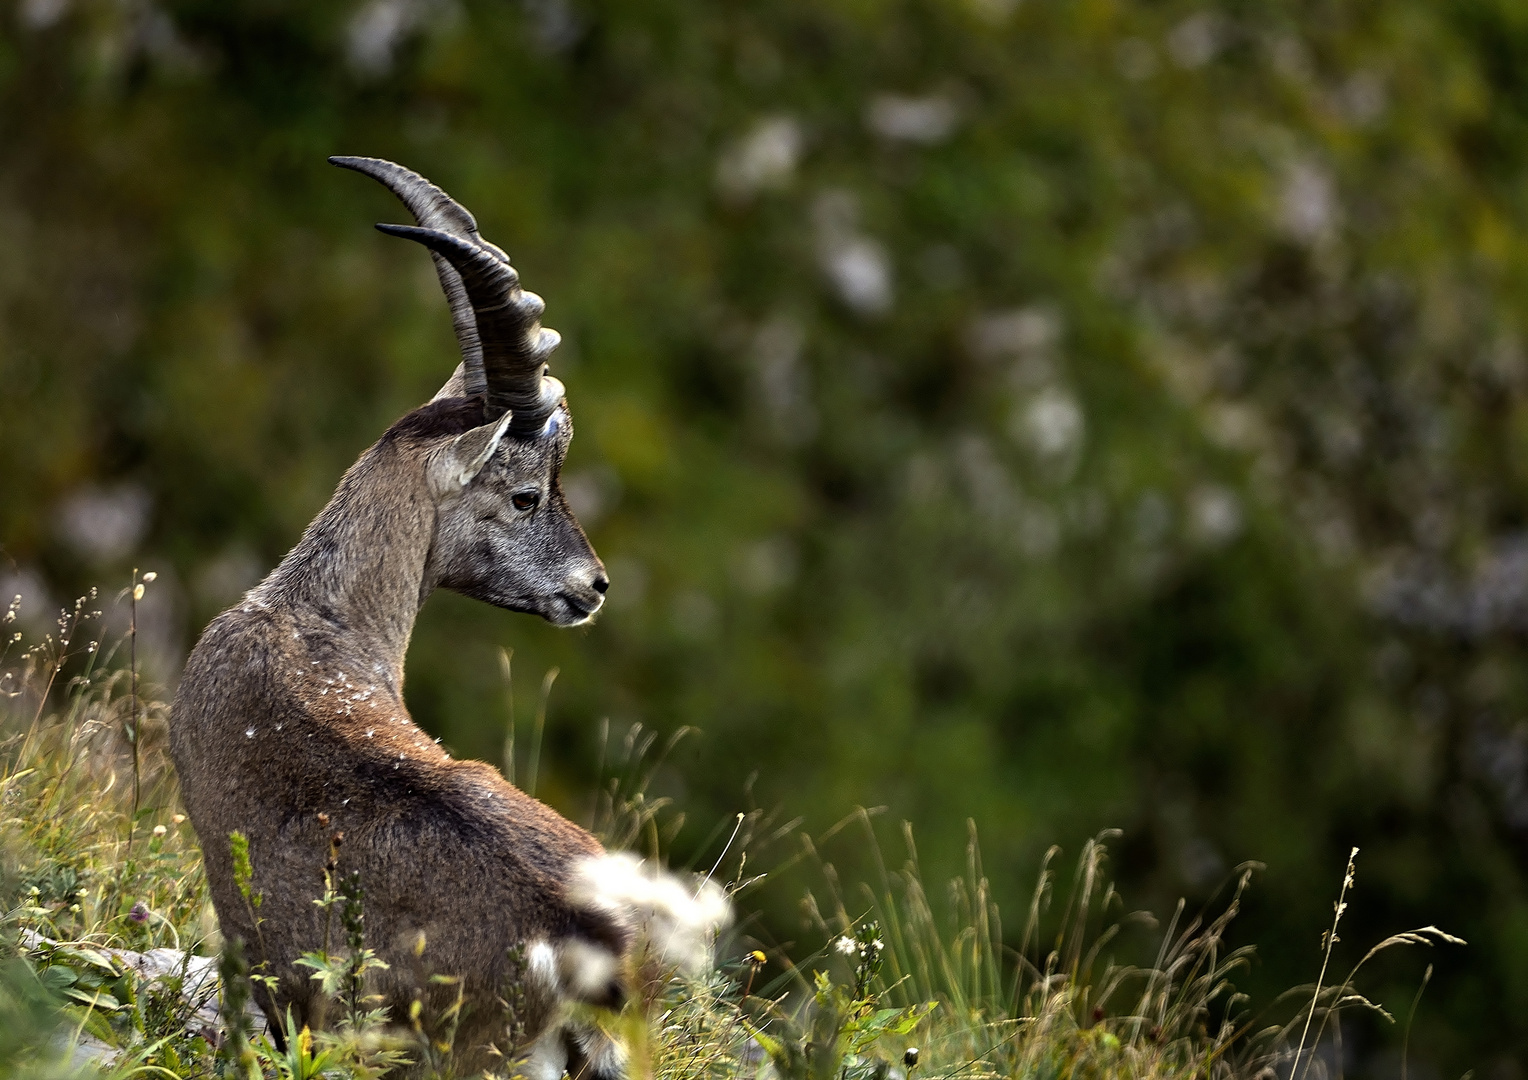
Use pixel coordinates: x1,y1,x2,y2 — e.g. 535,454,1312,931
0,586,1462,1079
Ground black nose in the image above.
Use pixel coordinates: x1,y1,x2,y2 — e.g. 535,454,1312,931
592,574,609,594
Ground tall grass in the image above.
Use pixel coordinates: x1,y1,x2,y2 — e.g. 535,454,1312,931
0,589,1460,1079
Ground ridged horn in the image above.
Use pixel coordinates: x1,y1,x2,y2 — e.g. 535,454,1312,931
329,156,563,434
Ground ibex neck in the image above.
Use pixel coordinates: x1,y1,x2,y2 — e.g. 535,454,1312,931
252,440,435,686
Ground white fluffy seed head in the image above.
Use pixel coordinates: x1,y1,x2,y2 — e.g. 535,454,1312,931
568,852,733,976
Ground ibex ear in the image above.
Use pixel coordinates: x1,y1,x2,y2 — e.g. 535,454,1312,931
429,410,514,495
430,362,469,402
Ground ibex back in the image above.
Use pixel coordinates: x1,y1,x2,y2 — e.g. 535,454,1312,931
169,157,726,1078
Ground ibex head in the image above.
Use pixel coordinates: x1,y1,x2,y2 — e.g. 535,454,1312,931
332,156,607,626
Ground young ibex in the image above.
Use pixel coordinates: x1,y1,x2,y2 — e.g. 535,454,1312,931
169,157,728,1077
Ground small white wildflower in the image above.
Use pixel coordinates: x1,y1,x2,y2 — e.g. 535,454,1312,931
835,936,858,956
152,824,167,838
245,727,255,738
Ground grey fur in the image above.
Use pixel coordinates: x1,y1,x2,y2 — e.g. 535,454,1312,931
169,164,626,1076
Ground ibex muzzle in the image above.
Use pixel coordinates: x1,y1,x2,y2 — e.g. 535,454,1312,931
169,158,726,1078
426,401,609,626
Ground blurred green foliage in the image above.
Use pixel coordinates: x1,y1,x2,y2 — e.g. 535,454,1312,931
4,0,1528,1071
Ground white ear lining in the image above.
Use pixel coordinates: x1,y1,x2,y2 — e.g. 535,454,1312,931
450,410,515,488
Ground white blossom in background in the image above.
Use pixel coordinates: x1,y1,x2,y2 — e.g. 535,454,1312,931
966,306,1062,364
865,94,959,145
522,0,581,53
1278,159,1340,244
813,191,893,318
734,537,799,595
1014,386,1085,460
823,236,893,316
55,483,151,564
1202,401,1265,452
0,568,57,633
716,116,802,201
1188,484,1243,546
952,434,1060,558
346,0,455,75
1335,71,1387,127
19,0,68,30
750,314,816,444
966,0,1020,24
347,0,417,73
955,433,1019,523
136,6,199,70
1017,505,1061,559
1268,35,1314,83
22,0,196,69
1167,12,1226,69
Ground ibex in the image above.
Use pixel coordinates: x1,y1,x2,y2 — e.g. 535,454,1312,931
169,157,728,1077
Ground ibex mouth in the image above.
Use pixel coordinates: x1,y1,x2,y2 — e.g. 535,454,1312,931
556,592,605,626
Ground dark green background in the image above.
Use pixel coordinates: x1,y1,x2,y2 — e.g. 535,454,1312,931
4,0,1527,1070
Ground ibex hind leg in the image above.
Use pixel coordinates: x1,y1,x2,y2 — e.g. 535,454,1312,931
565,1018,626,1080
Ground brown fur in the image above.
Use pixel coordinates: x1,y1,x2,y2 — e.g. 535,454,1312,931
170,391,621,1073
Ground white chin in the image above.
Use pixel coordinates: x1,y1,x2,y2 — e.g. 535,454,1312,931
555,604,598,627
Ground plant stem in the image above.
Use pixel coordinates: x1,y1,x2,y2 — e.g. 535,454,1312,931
527,666,557,797
1294,847,1358,1080
127,569,142,853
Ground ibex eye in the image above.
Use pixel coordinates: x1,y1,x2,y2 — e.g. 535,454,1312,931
510,492,539,512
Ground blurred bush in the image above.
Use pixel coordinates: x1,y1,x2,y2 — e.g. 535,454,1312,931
3,0,1528,1070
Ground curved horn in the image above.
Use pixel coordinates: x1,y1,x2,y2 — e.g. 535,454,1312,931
376,223,564,434
330,156,564,432
329,156,490,399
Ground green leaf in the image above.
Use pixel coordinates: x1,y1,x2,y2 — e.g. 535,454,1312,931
37,965,76,991
740,1020,785,1063
64,986,121,1010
